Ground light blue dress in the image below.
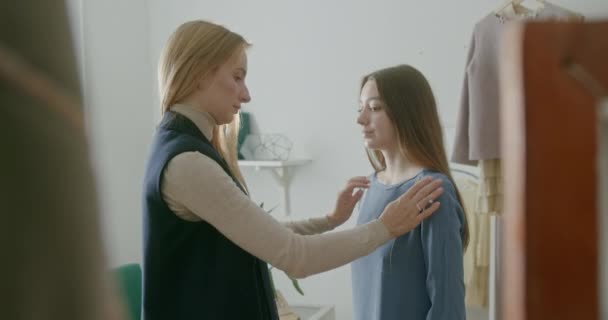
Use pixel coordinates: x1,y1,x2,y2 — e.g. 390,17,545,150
352,170,466,320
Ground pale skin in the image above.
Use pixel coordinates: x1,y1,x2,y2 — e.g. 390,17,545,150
178,48,443,238
353,79,444,234
357,79,425,184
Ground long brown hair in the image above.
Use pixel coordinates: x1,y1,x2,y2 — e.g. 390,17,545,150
361,65,469,251
158,20,250,190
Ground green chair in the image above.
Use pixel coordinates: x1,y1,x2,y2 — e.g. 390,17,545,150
113,263,142,320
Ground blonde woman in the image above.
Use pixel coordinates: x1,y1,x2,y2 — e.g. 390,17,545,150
352,65,468,320
143,21,445,320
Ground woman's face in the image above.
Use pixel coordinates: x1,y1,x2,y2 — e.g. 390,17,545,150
357,79,397,150
198,49,251,125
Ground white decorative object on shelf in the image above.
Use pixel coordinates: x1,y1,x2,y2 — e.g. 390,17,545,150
290,304,335,320
240,134,293,161
238,159,311,215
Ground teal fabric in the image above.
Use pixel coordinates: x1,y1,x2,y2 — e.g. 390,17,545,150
237,112,251,159
114,263,142,320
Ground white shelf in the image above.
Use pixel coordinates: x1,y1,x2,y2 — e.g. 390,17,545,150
291,304,335,320
238,159,311,169
238,159,312,215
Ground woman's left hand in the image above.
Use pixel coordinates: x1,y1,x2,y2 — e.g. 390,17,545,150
327,176,370,227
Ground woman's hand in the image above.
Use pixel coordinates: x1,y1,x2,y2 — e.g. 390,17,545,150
327,176,370,228
379,177,444,237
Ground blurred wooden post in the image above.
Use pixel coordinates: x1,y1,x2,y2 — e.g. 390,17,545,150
500,21,608,320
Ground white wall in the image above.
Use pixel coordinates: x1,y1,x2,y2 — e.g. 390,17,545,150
72,0,608,319
146,1,608,319
71,0,156,266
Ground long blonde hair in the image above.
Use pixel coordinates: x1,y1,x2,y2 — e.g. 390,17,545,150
158,20,249,190
362,65,470,251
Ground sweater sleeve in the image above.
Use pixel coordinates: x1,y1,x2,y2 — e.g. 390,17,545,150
421,179,466,320
451,30,478,166
282,217,335,235
161,151,392,279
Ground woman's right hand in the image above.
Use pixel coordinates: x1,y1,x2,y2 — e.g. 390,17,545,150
378,177,444,237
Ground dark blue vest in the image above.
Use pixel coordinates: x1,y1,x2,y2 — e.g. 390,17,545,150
142,112,278,320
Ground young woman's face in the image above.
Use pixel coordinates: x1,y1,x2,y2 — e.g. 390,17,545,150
357,79,397,150
198,49,251,125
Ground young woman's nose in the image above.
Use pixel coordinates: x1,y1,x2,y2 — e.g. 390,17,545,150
357,108,369,125
240,85,251,103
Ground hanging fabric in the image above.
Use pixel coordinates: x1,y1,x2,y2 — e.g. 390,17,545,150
453,2,584,316
452,1,583,166
455,172,490,307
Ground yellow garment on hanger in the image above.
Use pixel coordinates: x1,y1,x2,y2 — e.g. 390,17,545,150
455,175,490,307
477,159,503,216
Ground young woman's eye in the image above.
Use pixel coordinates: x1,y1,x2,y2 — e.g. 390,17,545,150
370,105,383,111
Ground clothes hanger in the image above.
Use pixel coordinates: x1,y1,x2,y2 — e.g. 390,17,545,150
494,0,583,21
494,0,546,17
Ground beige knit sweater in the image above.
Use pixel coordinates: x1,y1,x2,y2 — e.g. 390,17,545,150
160,104,392,278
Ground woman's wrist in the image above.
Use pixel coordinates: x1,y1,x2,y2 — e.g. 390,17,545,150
377,215,396,238
326,212,340,228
